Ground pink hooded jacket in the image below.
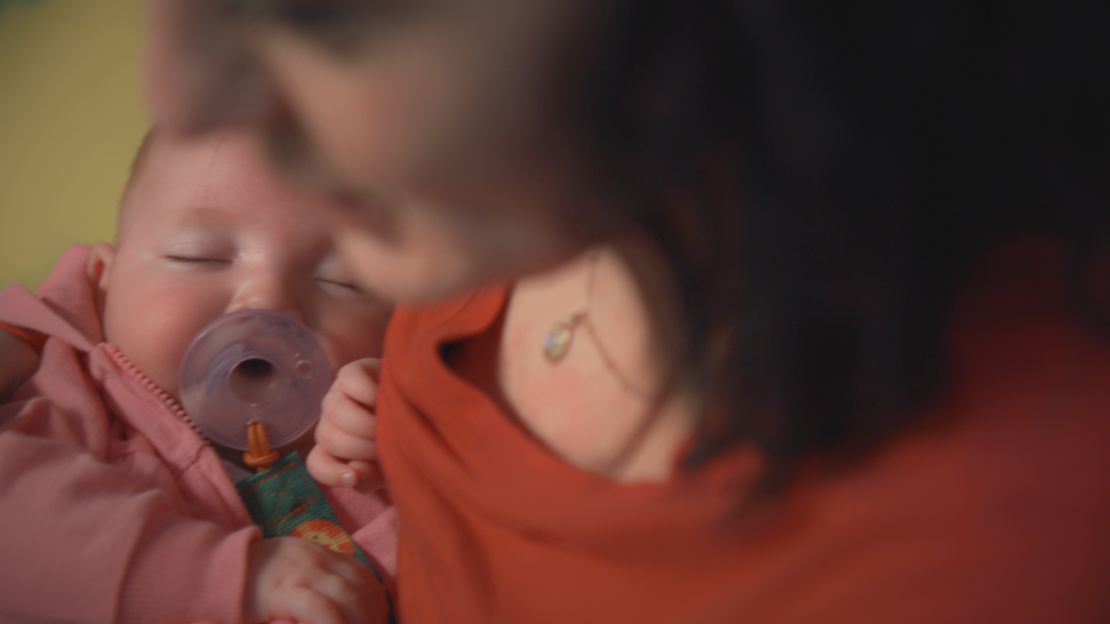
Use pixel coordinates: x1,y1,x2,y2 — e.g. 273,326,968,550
0,246,397,623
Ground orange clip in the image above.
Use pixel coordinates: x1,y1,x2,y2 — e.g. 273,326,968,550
243,420,280,472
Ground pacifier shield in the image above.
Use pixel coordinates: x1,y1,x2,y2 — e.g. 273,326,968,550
179,309,332,450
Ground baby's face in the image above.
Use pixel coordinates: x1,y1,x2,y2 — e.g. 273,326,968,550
93,131,391,399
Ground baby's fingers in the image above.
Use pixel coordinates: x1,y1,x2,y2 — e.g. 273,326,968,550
307,445,365,488
245,537,387,624
333,357,381,406
280,586,347,624
278,573,380,624
316,412,378,460
321,389,378,439
296,544,387,624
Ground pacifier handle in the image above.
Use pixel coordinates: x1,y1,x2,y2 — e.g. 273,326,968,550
243,420,280,472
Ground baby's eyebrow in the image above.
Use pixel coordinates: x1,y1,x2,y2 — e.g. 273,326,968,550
169,205,237,227
158,225,235,250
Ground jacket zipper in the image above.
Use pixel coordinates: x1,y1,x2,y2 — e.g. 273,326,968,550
102,342,259,525
103,343,213,447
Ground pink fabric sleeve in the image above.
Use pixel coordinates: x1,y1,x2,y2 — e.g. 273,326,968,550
0,408,258,623
0,257,100,354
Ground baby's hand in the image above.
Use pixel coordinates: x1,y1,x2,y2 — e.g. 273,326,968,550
244,536,390,624
307,358,382,489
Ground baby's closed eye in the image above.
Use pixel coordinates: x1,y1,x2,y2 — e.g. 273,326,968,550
164,254,231,265
315,255,368,299
161,234,236,266
316,275,366,299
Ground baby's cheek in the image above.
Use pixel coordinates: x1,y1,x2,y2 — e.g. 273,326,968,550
102,287,224,398
105,315,184,395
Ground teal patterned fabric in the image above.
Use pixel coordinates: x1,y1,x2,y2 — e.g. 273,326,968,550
237,452,396,622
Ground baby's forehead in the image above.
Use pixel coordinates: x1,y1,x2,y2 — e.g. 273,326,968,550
116,136,353,257
125,129,229,193
148,131,255,179
120,132,306,228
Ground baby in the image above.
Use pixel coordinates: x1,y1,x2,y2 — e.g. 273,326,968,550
0,129,394,623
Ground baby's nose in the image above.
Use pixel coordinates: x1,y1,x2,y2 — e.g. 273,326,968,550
226,277,304,321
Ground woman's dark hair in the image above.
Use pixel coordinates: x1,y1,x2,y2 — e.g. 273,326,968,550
576,1,1110,489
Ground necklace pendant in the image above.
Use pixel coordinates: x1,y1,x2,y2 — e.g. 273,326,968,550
544,319,577,362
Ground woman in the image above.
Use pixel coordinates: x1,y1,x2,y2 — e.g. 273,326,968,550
147,1,1110,622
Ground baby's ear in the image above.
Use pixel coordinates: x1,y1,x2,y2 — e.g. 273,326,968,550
86,244,115,311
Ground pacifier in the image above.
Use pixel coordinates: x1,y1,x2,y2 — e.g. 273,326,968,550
179,309,333,451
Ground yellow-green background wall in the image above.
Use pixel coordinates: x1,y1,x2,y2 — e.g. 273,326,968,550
0,0,146,289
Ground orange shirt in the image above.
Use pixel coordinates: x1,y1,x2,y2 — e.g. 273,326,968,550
377,241,1110,623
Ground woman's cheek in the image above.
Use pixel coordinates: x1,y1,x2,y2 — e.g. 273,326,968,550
316,306,390,369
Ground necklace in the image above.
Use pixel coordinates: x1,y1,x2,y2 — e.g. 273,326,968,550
542,252,651,399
